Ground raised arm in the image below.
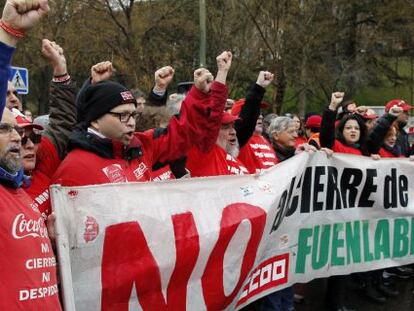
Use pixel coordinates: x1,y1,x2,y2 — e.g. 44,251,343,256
150,51,231,164
236,71,274,148
0,0,49,119
320,92,344,149
41,39,77,160
366,106,400,154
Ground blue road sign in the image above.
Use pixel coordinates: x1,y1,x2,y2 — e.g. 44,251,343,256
10,66,29,95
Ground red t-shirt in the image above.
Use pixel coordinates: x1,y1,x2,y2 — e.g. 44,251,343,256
0,186,61,310
187,144,248,177
238,134,277,174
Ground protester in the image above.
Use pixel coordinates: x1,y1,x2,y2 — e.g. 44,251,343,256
6,80,22,111
0,0,62,309
305,114,322,148
320,92,368,156
233,100,277,174
24,109,32,121
51,51,232,186
17,38,77,218
186,71,274,177
384,99,413,157
293,114,307,146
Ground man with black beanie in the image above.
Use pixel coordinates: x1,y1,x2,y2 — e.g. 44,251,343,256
51,51,232,187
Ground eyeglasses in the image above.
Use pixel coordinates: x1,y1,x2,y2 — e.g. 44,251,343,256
108,111,138,123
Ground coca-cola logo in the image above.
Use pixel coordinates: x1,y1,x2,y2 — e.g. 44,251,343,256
12,213,48,239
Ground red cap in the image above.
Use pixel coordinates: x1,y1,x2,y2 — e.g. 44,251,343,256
15,115,44,130
231,98,269,116
305,115,322,129
222,112,240,124
385,99,413,112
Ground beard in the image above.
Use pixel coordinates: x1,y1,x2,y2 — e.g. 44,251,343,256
0,148,21,174
226,142,240,158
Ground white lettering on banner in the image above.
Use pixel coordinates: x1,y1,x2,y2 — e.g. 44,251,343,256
19,285,58,301
152,170,172,181
12,214,48,239
25,257,56,270
237,254,289,306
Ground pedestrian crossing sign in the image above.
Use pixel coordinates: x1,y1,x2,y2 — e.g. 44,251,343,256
10,66,29,95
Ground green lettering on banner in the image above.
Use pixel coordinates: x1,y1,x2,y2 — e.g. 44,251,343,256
331,223,344,266
345,221,361,264
411,217,414,255
374,219,390,260
295,228,313,273
312,224,330,270
363,220,374,262
393,218,409,258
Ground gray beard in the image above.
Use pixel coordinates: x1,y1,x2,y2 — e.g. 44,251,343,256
226,144,240,158
0,151,21,175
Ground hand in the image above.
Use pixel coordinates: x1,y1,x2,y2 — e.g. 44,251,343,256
154,66,174,91
320,147,334,157
356,106,368,115
389,105,403,117
329,92,345,111
46,212,56,244
194,68,214,93
371,154,381,160
2,0,49,31
295,143,317,155
91,61,114,84
256,71,274,88
1,0,49,46
216,51,232,72
42,39,67,76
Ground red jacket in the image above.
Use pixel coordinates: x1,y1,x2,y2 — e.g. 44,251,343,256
0,186,61,310
52,82,227,187
332,140,362,155
238,134,277,174
187,144,248,177
25,137,61,218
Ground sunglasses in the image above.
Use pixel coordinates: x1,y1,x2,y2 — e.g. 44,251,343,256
21,130,42,145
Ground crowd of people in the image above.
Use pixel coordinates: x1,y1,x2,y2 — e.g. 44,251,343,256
1,1,414,310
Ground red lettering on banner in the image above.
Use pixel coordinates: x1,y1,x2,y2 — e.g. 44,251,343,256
201,203,266,310
100,212,199,310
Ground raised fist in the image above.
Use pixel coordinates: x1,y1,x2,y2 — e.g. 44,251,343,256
42,39,67,76
2,0,49,32
216,51,232,72
256,71,274,88
154,66,174,90
194,68,214,93
91,61,114,84
329,92,345,110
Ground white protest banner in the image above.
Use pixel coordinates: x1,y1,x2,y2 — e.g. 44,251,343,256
51,152,414,310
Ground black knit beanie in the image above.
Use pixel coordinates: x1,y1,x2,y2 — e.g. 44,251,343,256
76,80,137,125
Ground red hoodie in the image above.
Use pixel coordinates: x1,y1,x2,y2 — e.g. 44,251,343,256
237,134,277,174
